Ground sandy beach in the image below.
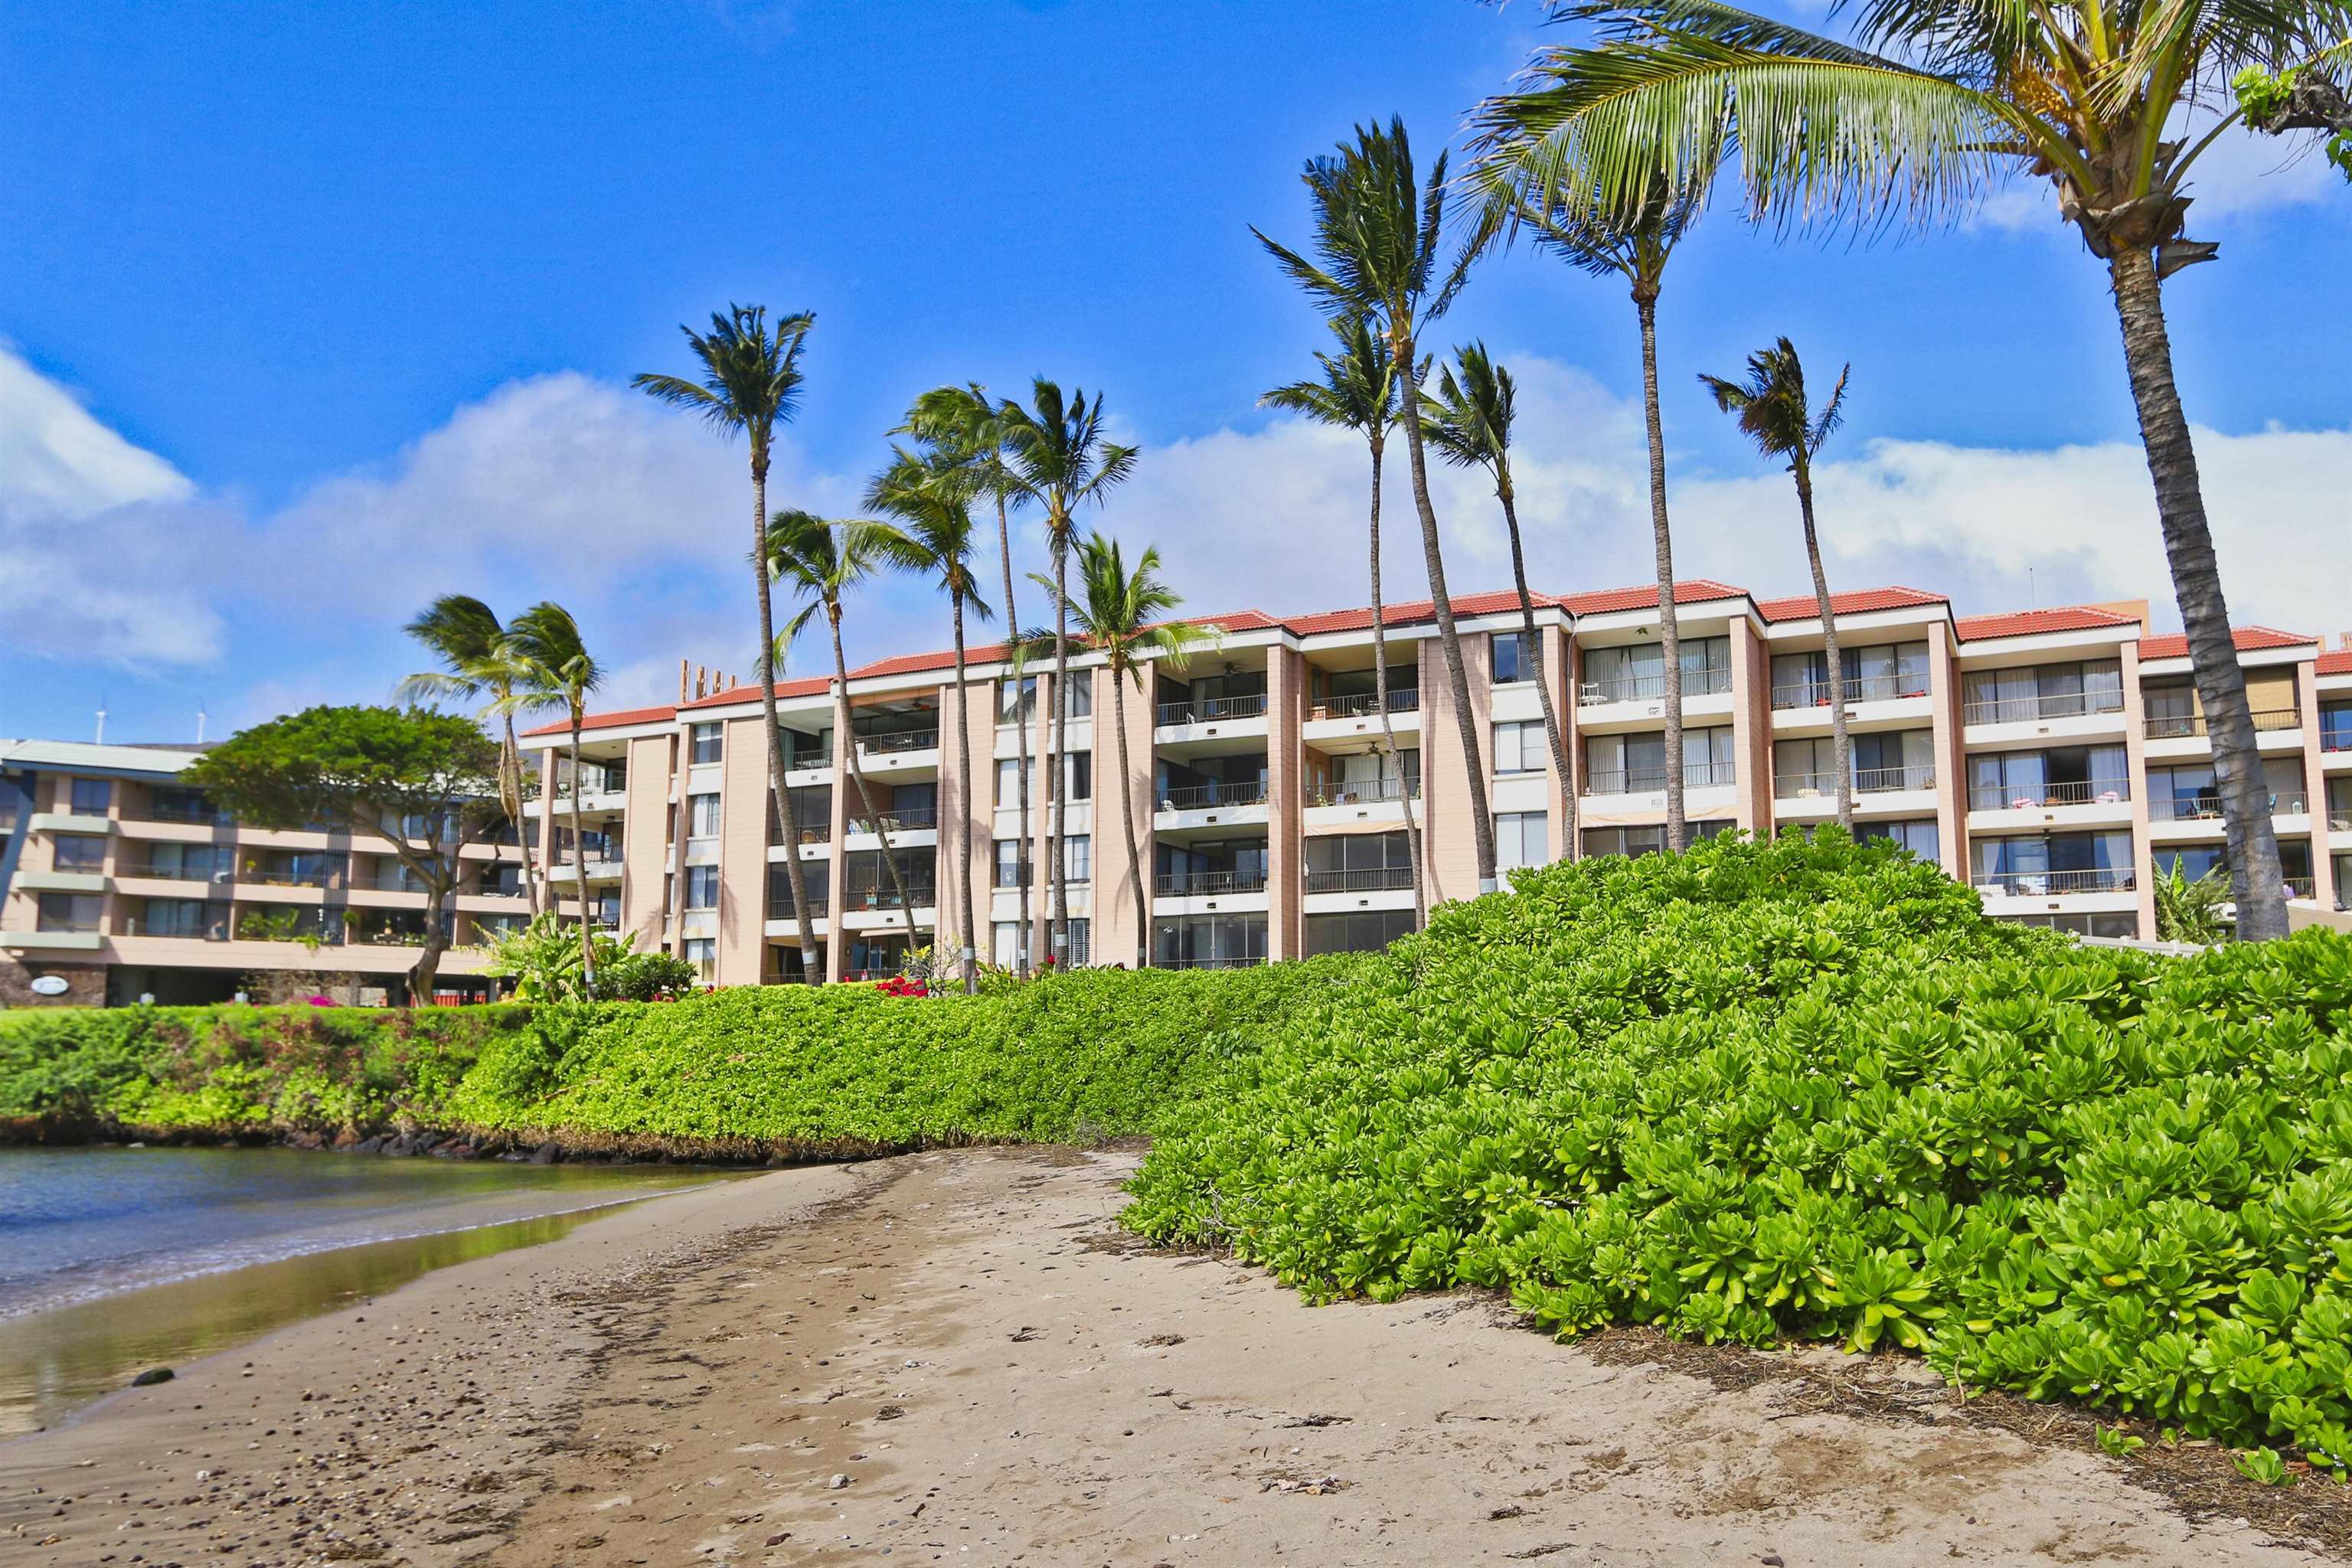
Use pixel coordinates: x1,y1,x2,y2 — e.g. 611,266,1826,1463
2,1145,2344,1568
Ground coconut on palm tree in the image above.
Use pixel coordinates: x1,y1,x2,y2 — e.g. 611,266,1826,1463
396,595,542,915
1256,117,1500,892
1261,315,1429,924
503,603,604,995
1467,0,2352,936
632,304,825,976
1021,534,1198,969
867,446,995,995
1699,338,1856,831
765,509,926,953
993,381,1139,966
1420,342,1576,854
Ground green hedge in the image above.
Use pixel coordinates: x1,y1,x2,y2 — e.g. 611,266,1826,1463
1122,833,2352,1473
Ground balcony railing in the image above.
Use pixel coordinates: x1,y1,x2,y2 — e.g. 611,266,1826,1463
1309,779,1419,806
1159,780,1269,810
1314,689,1419,719
1158,693,1269,725
1156,955,1267,970
786,750,835,772
2148,793,2223,822
1963,693,2126,725
121,862,234,884
1774,766,1937,799
553,772,625,800
769,897,831,919
2143,708,2301,740
117,917,230,940
1770,674,1932,710
1972,867,2137,896
145,800,234,826
2330,810,2352,832
858,729,939,756
1967,778,2132,810
843,884,938,911
1155,869,1269,897
2285,876,2318,899
242,868,334,887
1585,761,1737,795
354,873,433,893
1580,667,1733,705
850,805,938,835
1303,865,1414,893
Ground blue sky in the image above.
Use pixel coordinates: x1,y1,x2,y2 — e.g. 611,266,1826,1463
5,0,2348,743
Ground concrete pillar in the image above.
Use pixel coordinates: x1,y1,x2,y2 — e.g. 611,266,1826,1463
2119,642,2158,939
1541,623,1574,861
1729,617,1772,841
535,750,564,919
1928,623,1966,881
1420,629,1491,904
943,668,995,981
620,733,670,951
1092,664,1158,971
714,715,769,987
1266,645,1305,958
2301,658,2334,908
825,707,851,984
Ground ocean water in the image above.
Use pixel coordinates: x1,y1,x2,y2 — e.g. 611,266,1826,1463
0,1146,730,1434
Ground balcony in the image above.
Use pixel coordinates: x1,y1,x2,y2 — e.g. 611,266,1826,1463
1967,778,2132,811
1303,865,1413,893
769,897,832,919
849,805,938,835
1159,780,1268,811
1775,766,1936,800
119,861,234,884
1973,867,2136,897
841,884,938,912
1313,688,1418,719
1585,761,1736,795
1158,694,1269,726
1308,779,1418,807
1155,869,1269,897
143,800,235,827
1157,955,1266,970
1580,668,1733,706
1963,694,2125,726
2143,709,2301,740
241,867,335,888
1770,674,1931,710
858,728,939,756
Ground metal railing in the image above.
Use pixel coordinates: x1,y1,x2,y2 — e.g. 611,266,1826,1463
2330,810,2352,832
145,800,234,825
241,867,335,887
2275,791,2310,815
843,884,937,910
1967,778,2133,810
2287,877,2318,899
769,897,831,918
1303,865,1414,893
1774,766,1936,799
1585,761,1736,795
2148,794,2224,822
1315,689,1419,719
552,771,625,799
1962,692,2126,725
1579,667,1733,705
2143,708,2301,740
786,750,835,771
1159,780,1269,810
2322,720,2352,753
120,862,234,883
1155,869,1269,897
850,805,938,834
1972,867,2137,896
117,916,229,940
857,728,939,756
1155,954,1266,969
1769,674,1932,710
1158,693,1269,725
1309,779,1419,806
354,873,433,893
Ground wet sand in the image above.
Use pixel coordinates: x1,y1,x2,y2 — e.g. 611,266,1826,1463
0,1147,2337,1566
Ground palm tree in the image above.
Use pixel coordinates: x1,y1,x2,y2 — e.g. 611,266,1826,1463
765,509,926,954
1023,534,1197,969
994,381,1139,966
396,595,542,916
504,603,604,995
899,384,1034,975
1420,343,1576,850
867,447,995,995
1699,338,1856,831
1262,315,1428,923
1465,2,2346,933
1255,117,1500,892
632,305,825,977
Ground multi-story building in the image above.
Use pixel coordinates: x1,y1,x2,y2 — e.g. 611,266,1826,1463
515,579,2352,985
0,740,513,1007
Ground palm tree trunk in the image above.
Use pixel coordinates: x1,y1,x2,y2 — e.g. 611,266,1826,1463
1395,343,1497,893
753,464,823,982
952,591,978,995
1795,464,1853,832
1112,672,1147,969
1500,482,1572,848
568,717,595,998
501,713,540,918
1049,526,1071,965
1367,437,1426,927
2106,246,2288,939
1635,289,1687,852
831,610,921,959
995,492,1032,977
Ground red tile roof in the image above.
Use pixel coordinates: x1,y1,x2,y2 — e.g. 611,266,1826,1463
2319,649,2352,676
2135,626,2315,661
834,610,1284,682
678,675,834,712
1557,578,1750,616
1755,586,1947,622
1282,590,1562,637
521,704,677,738
1953,606,2142,642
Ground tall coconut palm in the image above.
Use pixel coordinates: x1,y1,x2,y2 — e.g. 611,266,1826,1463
1420,343,1576,854
1699,338,1857,831
765,510,925,953
899,384,1035,975
1022,534,1197,969
867,447,995,995
1255,117,1500,892
396,595,542,916
1465,2,2348,933
504,603,604,995
1261,315,1428,923
632,305,825,977
994,381,1139,966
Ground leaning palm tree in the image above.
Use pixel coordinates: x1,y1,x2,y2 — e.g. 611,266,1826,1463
1465,2,2346,933
632,305,825,978
1023,534,1197,969
899,383,1035,975
1255,117,1499,892
396,595,542,916
1262,315,1428,923
503,603,604,995
994,381,1139,966
1421,343,1576,850
765,510,925,952
1700,338,1856,831
867,447,995,995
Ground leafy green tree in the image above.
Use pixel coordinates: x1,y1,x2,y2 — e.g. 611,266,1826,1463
994,381,1139,962
1466,0,2352,936
503,603,605,995
1421,342,1575,851
1698,338,1855,831
397,594,542,916
184,706,500,1001
472,910,697,1001
867,446,996,994
1255,117,1499,891
632,305,825,975
2154,857,2233,945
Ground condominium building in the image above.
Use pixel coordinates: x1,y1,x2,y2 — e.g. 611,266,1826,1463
0,740,513,1007
514,580,2352,985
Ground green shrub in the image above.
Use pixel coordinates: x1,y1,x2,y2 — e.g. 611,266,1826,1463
1122,831,2352,1472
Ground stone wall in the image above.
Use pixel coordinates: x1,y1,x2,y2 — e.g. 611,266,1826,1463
0,957,106,1008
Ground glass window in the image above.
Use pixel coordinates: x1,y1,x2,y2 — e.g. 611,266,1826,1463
1305,910,1416,956
690,722,722,764
1060,675,1093,720
1581,820,1735,858
1491,631,1534,685
2320,704,2352,752
1861,819,1941,862
1066,750,1093,802
1000,676,1038,723
36,893,101,932
688,792,722,837
684,937,717,966
994,839,1027,888
1064,834,1091,883
51,836,106,871
992,920,1029,969
1493,720,1545,775
70,778,111,815
1495,812,1549,872
684,865,720,909
995,757,1022,806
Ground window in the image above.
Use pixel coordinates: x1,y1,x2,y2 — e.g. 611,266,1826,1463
70,778,111,815
139,897,224,939
1152,914,1262,968
1772,643,1931,708
688,792,722,837
1305,910,1417,956
1493,720,1546,775
1862,819,1941,862
684,937,716,968
1495,812,1549,872
1853,730,1936,791
2321,704,2352,752
2013,912,2141,939
1062,917,1091,965
1060,676,1092,720
690,722,723,764
1491,631,1534,685
767,861,828,917
994,838,1027,889
149,785,220,825
1065,750,1093,802
1967,746,2130,809
1963,661,2124,724
995,757,1022,806
684,865,720,910
1974,831,2134,893
1580,820,1734,858
51,836,106,871
1582,636,1731,703
1303,831,1412,892
992,920,1030,969
1587,728,1733,793
1063,834,1091,883
1000,676,1038,724
36,893,101,932
1321,748,1418,804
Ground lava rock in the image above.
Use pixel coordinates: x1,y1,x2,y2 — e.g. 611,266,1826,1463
131,1368,175,1387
